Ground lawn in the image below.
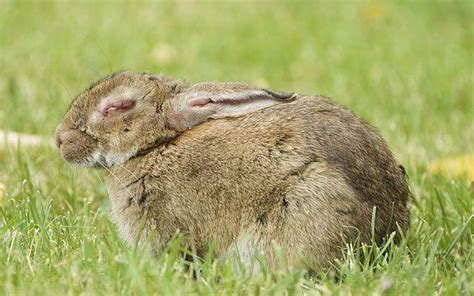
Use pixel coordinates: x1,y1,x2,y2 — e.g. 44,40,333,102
0,0,472,295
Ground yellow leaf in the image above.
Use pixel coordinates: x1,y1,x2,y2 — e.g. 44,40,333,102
359,3,385,23
428,154,474,181
150,43,176,66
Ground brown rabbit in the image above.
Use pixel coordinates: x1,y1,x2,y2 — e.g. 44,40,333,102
56,71,409,271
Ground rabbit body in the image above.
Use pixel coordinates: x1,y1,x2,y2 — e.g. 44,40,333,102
56,71,409,271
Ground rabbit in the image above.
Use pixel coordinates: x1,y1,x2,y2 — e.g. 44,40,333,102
56,70,410,271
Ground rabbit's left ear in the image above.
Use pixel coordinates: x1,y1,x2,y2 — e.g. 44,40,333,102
165,83,297,131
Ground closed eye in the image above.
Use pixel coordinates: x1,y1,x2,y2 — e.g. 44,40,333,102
99,99,136,117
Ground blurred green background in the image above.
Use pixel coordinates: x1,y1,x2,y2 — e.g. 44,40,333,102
1,0,472,164
0,0,472,294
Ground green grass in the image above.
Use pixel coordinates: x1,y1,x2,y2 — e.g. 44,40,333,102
1,0,473,294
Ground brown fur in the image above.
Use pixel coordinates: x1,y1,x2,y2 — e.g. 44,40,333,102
56,71,409,271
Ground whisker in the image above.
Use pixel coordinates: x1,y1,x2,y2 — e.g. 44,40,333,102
95,42,114,73
96,159,135,201
54,75,74,101
93,171,109,196
116,162,140,182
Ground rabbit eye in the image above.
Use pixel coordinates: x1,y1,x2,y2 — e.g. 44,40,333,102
123,127,131,132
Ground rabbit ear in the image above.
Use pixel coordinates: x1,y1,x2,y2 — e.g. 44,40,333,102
166,83,297,131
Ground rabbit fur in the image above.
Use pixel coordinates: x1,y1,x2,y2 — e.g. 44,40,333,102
56,71,409,271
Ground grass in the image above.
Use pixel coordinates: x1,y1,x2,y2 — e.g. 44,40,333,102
0,0,473,294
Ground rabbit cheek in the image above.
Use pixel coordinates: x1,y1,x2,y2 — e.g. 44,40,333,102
100,134,139,167
103,149,138,167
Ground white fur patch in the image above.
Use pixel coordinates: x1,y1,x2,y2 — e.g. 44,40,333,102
72,150,101,167
102,138,139,167
78,147,137,167
103,149,137,167
226,232,264,274
234,232,258,263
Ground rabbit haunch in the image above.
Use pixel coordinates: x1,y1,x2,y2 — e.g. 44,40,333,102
56,71,409,271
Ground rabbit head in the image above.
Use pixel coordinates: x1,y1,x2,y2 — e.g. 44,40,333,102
56,71,296,167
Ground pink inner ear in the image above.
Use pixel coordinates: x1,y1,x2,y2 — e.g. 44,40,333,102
188,97,212,106
100,99,136,117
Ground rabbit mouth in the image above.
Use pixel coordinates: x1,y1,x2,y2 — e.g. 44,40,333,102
60,146,138,169
59,138,140,168
56,126,100,167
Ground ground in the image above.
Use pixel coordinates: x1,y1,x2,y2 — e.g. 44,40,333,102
0,0,472,295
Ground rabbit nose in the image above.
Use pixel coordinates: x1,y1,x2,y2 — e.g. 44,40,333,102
56,130,77,149
55,124,78,148
55,124,65,148
55,126,98,165
55,133,63,148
